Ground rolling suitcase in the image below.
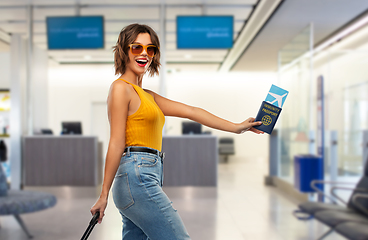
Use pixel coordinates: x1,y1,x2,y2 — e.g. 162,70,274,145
81,211,100,240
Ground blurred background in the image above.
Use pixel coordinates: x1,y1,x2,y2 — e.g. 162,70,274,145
0,0,368,239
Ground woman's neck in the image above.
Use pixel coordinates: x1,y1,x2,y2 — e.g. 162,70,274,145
120,71,143,87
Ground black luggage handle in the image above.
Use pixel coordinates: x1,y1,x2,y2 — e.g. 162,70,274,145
81,211,100,240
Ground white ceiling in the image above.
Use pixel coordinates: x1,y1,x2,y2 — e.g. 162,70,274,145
231,0,368,71
0,0,258,71
1,0,368,72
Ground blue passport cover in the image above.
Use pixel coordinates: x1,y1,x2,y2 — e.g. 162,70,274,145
254,101,282,134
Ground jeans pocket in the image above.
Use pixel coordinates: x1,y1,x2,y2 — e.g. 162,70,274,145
112,173,134,210
140,155,158,167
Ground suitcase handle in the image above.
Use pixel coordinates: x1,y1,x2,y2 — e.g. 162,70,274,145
90,211,100,225
81,211,100,240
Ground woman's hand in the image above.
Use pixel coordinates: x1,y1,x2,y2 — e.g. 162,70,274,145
236,117,264,134
91,196,108,224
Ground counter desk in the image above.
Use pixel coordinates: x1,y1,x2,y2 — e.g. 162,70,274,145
162,135,218,187
22,135,218,188
23,136,102,186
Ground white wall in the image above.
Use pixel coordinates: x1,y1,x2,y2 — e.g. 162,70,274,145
1,45,49,133
165,71,276,158
0,52,10,88
48,64,116,135
48,64,276,159
32,45,49,132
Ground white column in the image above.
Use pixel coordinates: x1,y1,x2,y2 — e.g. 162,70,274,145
159,1,167,135
330,131,338,182
363,130,368,168
10,34,27,189
26,3,33,136
32,46,49,133
159,1,166,97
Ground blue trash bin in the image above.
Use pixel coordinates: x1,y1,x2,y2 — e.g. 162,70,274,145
294,154,324,193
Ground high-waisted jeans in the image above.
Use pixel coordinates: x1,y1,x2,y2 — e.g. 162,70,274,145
112,147,191,240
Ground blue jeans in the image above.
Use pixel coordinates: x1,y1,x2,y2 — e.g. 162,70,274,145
112,147,191,240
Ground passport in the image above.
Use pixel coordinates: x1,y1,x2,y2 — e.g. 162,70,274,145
254,101,282,134
254,85,288,134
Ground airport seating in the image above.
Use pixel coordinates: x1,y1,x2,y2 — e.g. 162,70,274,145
295,157,368,240
0,165,57,238
218,137,235,162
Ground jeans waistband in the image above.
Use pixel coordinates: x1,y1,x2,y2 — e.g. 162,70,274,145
124,146,165,160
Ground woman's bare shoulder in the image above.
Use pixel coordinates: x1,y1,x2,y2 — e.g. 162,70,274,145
108,80,133,102
110,80,133,94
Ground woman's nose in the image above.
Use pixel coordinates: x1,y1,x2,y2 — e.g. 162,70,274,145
141,48,148,56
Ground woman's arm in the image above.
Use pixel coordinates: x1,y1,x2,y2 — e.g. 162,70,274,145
91,81,131,223
146,90,263,134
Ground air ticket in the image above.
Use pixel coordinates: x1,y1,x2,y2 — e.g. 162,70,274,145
264,84,289,108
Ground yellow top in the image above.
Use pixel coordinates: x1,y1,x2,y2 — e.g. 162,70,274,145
118,79,165,151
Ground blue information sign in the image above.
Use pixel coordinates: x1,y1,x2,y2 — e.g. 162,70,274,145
176,16,233,49
47,16,104,50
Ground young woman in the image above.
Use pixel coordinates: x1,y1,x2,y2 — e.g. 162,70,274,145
91,23,264,240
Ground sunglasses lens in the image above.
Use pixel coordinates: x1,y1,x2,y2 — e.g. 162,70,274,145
130,44,157,57
131,45,143,54
147,46,157,57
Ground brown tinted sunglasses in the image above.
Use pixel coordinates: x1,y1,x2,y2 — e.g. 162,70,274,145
129,44,159,57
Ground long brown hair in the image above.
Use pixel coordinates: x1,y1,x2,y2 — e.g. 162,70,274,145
113,24,161,77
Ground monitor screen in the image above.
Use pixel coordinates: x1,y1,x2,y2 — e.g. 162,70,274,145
176,16,233,49
46,16,104,50
61,122,82,135
41,129,53,135
182,122,202,135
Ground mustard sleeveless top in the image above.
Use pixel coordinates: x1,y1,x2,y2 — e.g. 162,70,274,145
118,79,165,151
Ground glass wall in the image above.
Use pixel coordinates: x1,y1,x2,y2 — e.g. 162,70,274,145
277,23,368,185
278,25,313,183
315,49,368,177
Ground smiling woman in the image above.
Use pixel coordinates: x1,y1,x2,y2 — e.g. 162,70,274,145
112,24,160,79
90,23,263,240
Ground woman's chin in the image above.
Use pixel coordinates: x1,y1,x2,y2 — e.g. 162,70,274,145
133,69,146,76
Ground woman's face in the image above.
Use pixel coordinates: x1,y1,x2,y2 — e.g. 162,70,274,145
126,33,154,77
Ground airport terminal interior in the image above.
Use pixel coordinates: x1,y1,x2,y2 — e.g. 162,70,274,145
1,0,368,239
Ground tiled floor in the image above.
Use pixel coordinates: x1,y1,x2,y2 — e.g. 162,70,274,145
0,157,347,240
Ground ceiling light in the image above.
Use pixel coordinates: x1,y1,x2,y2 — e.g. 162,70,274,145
314,14,368,53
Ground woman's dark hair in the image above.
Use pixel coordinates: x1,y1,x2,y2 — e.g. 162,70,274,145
113,23,161,77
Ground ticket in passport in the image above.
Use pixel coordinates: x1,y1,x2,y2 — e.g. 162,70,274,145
264,84,288,108
254,84,288,134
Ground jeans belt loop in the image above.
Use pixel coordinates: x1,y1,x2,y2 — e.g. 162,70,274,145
126,147,131,157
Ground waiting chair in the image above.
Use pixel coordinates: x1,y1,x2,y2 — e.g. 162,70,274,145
218,138,235,162
294,156,368,240
0,164,57,238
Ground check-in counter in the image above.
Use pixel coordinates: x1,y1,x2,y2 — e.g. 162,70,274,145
22,135,217,188
23,136,102,186
162,135,218,187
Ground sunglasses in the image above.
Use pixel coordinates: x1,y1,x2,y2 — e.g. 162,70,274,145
129,44,159,57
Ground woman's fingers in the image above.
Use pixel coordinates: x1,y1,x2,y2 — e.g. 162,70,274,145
250,127,264,134
252,121,262,126
91,203,106,224
238,118,263,134
98,210,104,224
